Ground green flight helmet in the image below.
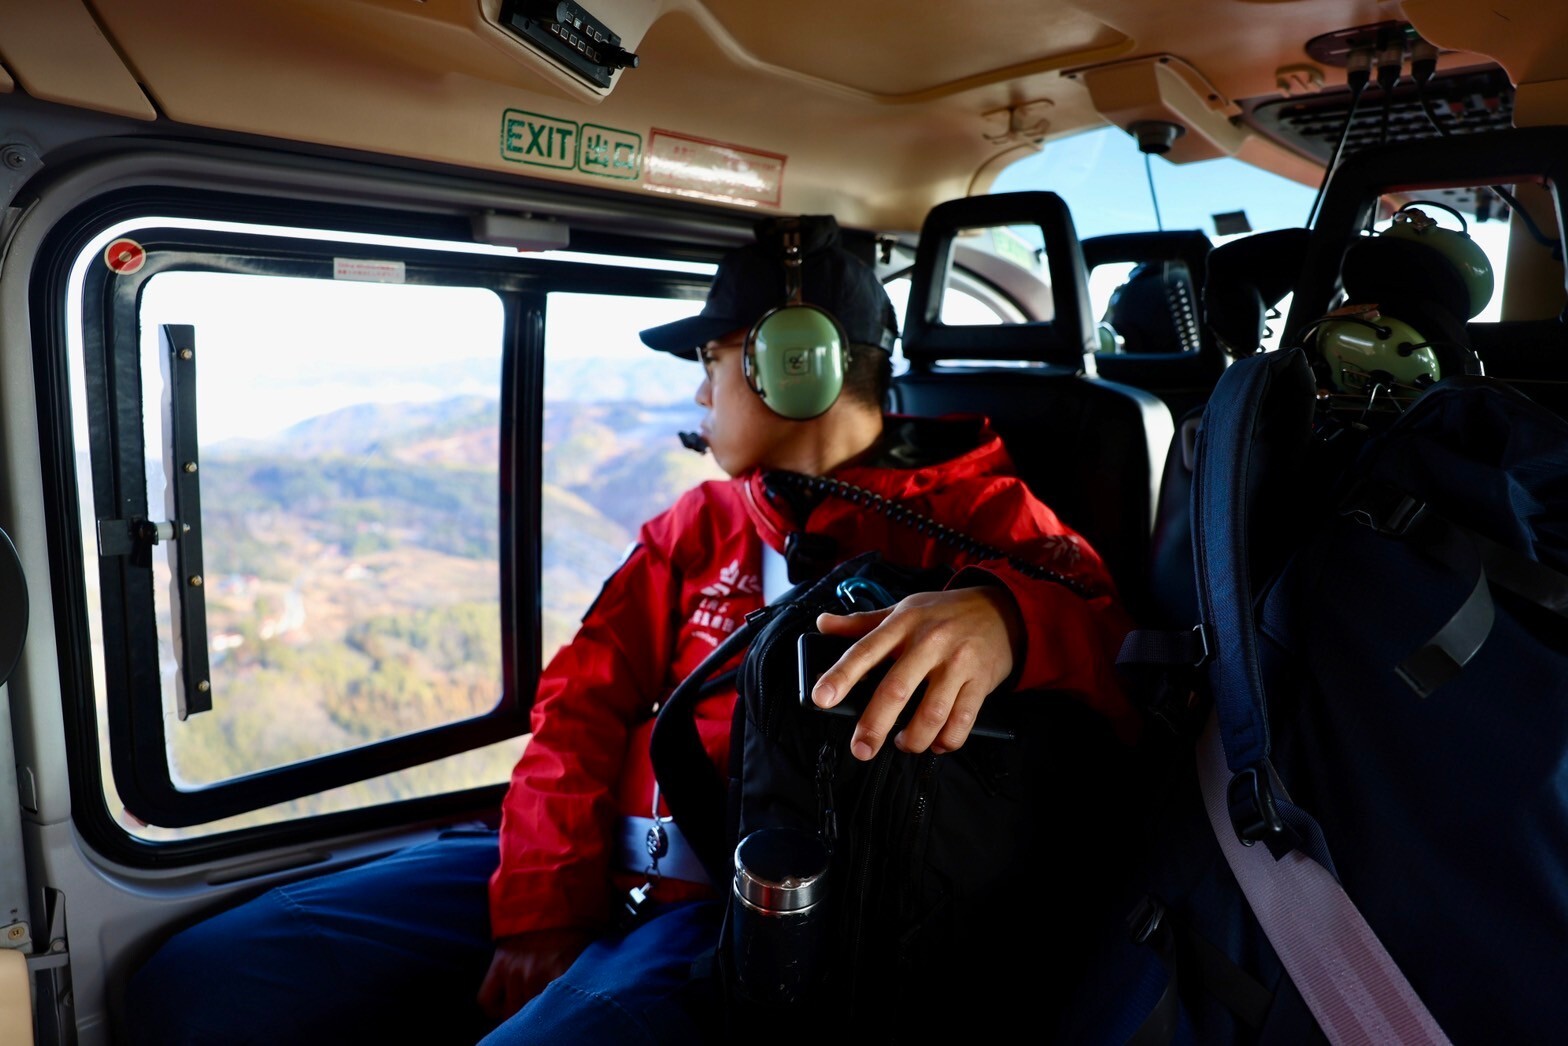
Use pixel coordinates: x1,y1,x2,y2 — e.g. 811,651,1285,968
743,303,850,420
1381,204,1494,318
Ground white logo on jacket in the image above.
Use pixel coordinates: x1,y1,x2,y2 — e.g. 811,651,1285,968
691,558,761,645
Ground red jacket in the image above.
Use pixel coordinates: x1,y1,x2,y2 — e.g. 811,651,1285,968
489,416,1136,938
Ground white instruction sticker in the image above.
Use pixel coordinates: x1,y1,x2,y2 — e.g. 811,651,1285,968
644,129,784,207
334,259,406,284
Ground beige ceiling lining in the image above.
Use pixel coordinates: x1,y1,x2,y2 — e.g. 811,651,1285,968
621,10,1001,225
660,0,1134,105
46,0,1525,232
1403,0,1568,90
0,1,153,119
1039,0,1480,121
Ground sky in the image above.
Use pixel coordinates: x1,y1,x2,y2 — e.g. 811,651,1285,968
138,274,506,444
68,220,716,448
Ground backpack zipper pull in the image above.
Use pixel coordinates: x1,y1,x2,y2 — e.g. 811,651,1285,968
744,603,779,627
816,740,839,850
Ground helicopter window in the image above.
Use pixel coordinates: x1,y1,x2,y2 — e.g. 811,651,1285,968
82,267,516,839
994,125,1317,241
540,291,724,663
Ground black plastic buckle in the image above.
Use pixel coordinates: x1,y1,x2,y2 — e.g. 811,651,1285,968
1226,764,1285,846
1341,483,1427,537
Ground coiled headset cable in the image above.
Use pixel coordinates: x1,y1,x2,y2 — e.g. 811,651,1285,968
762,469,1098,599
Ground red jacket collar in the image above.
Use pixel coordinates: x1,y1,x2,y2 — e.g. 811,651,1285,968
738,413,1013,546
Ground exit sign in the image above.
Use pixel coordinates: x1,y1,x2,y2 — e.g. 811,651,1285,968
501,109,578,170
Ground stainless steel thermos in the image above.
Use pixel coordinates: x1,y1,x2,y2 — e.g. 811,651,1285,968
729,827,831,1005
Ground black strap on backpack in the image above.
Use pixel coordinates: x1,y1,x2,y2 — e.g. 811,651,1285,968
649,554,875,889
1339,470,1568,696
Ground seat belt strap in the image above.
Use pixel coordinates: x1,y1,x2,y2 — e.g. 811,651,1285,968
1196,711,1452,1046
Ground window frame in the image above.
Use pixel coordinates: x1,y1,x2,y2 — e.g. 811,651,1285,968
35,188,719,861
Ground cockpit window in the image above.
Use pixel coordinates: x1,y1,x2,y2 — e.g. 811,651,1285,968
992,125,1542,339
994,125,1318,242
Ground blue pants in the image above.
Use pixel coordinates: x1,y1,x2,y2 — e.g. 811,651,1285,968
124,829,724,1046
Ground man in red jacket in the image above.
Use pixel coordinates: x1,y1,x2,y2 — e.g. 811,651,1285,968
474,216,1136,1044
126,216,1135,1046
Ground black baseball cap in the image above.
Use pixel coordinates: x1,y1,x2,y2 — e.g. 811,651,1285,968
639,215,900,359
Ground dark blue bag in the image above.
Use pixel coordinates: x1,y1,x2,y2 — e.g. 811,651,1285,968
1066,347,1568,1045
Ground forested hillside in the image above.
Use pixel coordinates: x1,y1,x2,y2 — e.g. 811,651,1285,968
136,391,716,836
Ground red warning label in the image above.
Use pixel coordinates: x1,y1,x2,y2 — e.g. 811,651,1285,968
104,238,147,275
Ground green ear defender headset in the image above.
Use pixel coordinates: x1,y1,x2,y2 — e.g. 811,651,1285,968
742,227,851,421
1310,201,1491,406
1311,305,1445,398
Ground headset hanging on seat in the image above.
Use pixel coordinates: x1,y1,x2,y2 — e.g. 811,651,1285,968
1305,203,1491,412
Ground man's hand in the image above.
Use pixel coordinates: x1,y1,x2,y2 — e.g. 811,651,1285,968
477,928,595,1022
811,584,1024,761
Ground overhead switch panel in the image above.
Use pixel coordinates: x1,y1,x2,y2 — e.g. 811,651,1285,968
498,0,639,90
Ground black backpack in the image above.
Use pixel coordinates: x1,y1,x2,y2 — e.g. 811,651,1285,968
651,548,1137,1044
